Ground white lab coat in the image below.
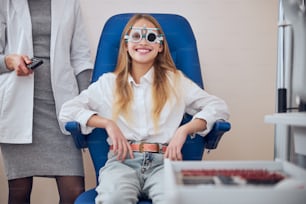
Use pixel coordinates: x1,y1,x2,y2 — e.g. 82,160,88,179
0,0,93,143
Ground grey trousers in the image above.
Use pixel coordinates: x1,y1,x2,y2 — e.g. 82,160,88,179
95,151,165,204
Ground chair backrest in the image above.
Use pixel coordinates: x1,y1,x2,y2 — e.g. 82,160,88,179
92,13,203,86
88,13,205,180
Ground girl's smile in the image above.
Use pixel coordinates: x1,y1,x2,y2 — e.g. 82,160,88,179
135,47,152,54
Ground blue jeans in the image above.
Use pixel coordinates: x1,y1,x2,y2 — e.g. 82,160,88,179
95,151,165,204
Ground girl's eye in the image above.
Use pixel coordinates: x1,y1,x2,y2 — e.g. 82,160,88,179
131,32,141,41
147,33,157,43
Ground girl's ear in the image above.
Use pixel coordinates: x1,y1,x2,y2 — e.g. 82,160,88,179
158,44,163,52
124,42,129,53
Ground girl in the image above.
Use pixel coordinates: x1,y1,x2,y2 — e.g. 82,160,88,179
59,14,229,204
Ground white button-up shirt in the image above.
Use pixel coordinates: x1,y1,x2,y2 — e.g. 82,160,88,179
59,68,229,144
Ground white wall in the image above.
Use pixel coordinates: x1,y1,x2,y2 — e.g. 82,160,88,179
0,0,278,203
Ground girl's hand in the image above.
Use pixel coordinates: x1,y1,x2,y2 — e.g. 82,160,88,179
165,118,207,161
164,126,188,161
105,120,134,161
5,54,33,76
86,115,134,161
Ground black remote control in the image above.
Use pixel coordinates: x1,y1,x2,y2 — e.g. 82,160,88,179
27,57,43,70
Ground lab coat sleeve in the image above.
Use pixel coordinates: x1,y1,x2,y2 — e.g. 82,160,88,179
182,74,230,136
0,55,9,74
0,2,8,74
70,0,93,75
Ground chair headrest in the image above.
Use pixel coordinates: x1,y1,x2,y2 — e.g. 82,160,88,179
92,13,203,88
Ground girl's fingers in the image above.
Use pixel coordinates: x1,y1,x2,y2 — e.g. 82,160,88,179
127,144,134,159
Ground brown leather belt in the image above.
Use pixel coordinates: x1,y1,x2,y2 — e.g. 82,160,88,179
109,142,167,154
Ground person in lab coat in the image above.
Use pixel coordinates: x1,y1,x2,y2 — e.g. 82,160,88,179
0,0,93,203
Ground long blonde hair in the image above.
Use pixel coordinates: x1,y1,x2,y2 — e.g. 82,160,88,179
113,14,180,128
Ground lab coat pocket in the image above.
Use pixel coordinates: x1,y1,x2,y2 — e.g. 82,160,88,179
0,73,13,118
0,72,34,143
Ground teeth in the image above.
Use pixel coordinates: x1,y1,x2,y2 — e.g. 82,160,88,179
137,49,150,53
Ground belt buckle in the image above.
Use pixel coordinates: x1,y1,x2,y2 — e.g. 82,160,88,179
137,142,164,153
155,143,161,153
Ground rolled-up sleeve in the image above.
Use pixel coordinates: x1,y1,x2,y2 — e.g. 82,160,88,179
182,75,230,136
59,76,105,134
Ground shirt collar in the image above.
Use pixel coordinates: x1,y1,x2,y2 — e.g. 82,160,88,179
128,67,154,85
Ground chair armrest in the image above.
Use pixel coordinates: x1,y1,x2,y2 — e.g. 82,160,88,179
65,121,88,149
204,119,231,150
65,119,231,150
181,119,231,160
